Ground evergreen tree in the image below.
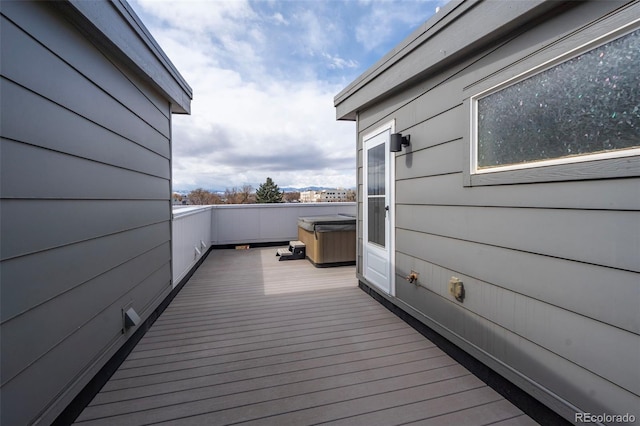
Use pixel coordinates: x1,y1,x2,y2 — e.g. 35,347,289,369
255,177,283,203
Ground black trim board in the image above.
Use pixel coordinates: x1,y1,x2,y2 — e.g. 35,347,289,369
307,258,356,268
358,280,570,426
211,241,290,250
53,247,213,426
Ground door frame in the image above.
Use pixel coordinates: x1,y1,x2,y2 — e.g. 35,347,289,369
362,120,396,296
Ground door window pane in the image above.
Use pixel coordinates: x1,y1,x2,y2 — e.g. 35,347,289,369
368,197,385,247
367,143,386,195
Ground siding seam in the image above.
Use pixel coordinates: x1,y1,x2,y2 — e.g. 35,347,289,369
395,250,640,337
2,135,170,182
0,240,172,325
0,76,170,160
395,201,640,213
396,137,463,155
0,218,170,262
395,228,640,274
395,282,640,397
0,262,173,387
1,13,171,138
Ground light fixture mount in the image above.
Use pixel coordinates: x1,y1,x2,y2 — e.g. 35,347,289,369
390,133,410,152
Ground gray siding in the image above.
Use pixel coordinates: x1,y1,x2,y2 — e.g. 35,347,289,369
0,2,186,424
347,0,640,422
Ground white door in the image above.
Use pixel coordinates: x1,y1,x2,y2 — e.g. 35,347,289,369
363,123,394,295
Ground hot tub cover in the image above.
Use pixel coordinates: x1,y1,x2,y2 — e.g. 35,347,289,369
297,214,356,233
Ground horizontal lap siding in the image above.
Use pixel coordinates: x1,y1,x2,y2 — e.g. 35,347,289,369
0,199,169,260
394,264,640,419
396,173,640,211
0,3,173,425
1,82,170,180
357,0,640,420
1,222,170,323
0,137,170,201
397,205,639,273
1,3,170,142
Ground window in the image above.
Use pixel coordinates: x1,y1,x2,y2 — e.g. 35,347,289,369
367,142,386,247
471,25,640,176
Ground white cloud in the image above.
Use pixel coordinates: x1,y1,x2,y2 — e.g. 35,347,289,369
355,1,434,51
135,0,258,34
152,32,355,188
291,9,338,54
270,12,288,25
129,0,436,190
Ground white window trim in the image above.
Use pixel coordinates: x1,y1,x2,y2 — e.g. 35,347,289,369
470,19,640,176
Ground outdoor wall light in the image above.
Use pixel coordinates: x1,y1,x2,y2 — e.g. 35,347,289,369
123,306,141,331
390,133,410,152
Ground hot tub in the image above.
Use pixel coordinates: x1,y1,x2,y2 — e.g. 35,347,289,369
297,214,356,267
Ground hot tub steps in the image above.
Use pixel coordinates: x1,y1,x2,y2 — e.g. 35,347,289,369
276,241,306,261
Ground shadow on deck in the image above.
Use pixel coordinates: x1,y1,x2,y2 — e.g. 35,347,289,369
74,247,537,425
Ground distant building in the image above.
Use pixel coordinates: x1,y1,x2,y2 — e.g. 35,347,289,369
319,189,349,202
172,193,186,205
300,190,319,203
300,189,349,203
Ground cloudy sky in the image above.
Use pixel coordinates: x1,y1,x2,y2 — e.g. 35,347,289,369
129,0,445,191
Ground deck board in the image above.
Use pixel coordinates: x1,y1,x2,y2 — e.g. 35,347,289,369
74,247,536,425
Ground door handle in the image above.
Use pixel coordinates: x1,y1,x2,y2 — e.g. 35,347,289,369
385,205,389,211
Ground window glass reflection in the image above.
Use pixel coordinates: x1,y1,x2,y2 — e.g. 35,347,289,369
367,143,386,195
478,29,640,168
368,197,385,247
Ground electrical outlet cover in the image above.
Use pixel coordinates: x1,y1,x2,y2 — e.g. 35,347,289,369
448,277,465,302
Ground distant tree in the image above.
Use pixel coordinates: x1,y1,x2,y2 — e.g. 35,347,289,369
188,188,221,205
239,184,254,204
283,191,300,203
224,184,254,204
224,187,240,204
346,189,356,202
172,192,184,204
255,177,283,203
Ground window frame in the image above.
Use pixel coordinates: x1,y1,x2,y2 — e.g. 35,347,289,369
465,18,640,187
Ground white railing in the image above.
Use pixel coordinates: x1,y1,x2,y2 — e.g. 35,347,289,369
172,206,214,286
172,203,356,286
211,203,356,245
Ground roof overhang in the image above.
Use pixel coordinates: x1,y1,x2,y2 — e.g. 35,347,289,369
56,0,192,114
334,0,566,121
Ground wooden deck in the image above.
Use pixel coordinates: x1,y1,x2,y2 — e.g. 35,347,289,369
75,247,537,425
